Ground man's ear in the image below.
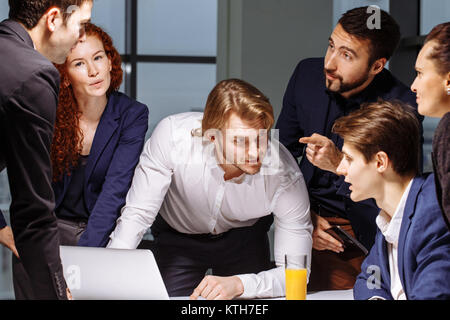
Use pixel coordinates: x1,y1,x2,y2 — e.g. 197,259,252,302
371,57,387,76
375,151,389,173
445,73,450,92
45,7,63,33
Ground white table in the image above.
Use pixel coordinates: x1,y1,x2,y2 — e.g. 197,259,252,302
173,289,354,300
305,289,353,300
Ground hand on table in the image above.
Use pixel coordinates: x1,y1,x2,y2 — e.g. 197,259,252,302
190,275,244,300
0,226,19,258
311,212,344,253
299,134,343,174
67,288,73,300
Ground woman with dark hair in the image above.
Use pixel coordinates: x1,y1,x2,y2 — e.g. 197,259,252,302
51,23,148,247
411,22,450,229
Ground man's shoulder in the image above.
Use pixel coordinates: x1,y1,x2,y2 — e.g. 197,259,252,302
164,112,203,131
409,174,445,227
406,174,450,259
294,57,324,75
377,69,416,107
298,57,324,67
153,112,203,142
0,33,58,100
286,57,326,97
0,21,55,70
412,174,436,201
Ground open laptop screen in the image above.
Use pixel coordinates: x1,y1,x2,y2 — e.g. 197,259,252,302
59,246,169,300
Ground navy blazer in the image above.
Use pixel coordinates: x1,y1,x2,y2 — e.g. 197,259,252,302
276,57,423,249
354,174,450,300
53,92,148,247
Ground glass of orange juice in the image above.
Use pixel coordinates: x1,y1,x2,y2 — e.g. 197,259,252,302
285,254,308,300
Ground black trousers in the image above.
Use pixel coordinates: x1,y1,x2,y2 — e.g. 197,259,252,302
0,44,66,299
150,214,274,297
12,218,87,300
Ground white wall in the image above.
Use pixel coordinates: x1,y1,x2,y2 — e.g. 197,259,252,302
421,0,450,34
0,1,9,21
217,0,333,121
333,0,389,26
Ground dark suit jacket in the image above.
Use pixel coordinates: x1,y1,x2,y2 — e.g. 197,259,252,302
432,112,450,229
0,19,66,299
354,174,450,300
53,92,148,247
276,58,423,250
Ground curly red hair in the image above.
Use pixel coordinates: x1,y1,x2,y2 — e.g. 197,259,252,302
51,23,123,181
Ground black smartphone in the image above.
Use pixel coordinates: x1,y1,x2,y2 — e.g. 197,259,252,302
325,225,369,256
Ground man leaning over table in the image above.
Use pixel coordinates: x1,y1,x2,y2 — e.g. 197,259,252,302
107,79,313,300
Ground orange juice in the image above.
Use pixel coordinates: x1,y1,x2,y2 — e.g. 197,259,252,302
285,268,307,300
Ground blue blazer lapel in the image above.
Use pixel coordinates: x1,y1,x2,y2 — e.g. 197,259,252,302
85,95,120,183
377,235,391,286
397,176,424,298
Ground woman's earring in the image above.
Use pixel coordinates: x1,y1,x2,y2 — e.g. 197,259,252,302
447,87,450,95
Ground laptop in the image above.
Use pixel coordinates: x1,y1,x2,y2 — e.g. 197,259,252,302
59,246,170,300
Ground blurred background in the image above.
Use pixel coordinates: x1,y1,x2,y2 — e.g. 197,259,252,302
0,0,449,299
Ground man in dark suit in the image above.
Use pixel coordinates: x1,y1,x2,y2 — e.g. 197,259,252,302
276,7,424,291
0,0,92,299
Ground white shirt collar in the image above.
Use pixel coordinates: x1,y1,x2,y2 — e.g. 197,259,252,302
376,179,413,246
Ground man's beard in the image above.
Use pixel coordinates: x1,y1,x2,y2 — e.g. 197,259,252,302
324,68,370,94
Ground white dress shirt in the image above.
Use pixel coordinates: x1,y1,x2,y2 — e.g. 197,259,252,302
108,112,313,298
375,179,413,300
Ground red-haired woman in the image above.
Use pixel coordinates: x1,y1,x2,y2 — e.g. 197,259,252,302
51,23,148,247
